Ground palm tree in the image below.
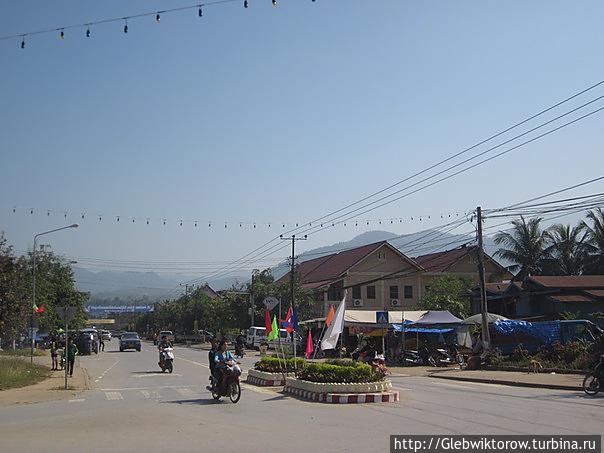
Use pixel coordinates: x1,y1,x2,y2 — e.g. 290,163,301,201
581,208,604,274
544,224,588,275
494,216,550,280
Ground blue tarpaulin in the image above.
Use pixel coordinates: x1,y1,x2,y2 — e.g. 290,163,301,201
492,320,561,345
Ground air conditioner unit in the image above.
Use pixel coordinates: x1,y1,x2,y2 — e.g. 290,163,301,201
390,299,400,307
353,299,364,307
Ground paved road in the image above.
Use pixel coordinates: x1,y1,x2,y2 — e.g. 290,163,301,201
0,341,602,453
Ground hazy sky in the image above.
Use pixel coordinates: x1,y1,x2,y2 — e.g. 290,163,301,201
1,0,603,286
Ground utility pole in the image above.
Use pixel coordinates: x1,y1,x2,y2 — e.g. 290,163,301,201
250,272,256,329
280,234,307,360
476,206,491,350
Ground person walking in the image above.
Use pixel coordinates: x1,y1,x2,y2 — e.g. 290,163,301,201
66,339,78,377
99,336,105,352
50,340,58,370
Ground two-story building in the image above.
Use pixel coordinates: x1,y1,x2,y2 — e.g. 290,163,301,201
278,241,510,317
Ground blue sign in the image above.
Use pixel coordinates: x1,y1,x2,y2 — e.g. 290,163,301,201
376,311,389,325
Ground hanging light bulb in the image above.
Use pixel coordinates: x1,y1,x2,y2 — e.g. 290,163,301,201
198,6,203,17
156,13,161,22
86,27,91,37
60,29,65,39
244,0,249,7
21,37,25,49
123,19,129,33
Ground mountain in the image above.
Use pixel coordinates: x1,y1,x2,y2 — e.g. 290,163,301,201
74,230,505,303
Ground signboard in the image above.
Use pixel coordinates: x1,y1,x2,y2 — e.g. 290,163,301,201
262,296,279,311
85,319,115,325
376,311,389,325
56,307,77,322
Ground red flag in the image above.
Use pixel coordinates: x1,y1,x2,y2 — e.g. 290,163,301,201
305,330,314,359
35,304,45,314
282,306,294,333
325,305,335,327
264,308,272,336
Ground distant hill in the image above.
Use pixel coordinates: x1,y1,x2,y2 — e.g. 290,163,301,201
74,230,505,303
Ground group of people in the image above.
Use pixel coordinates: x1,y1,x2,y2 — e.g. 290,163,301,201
207,339,240,392
49,338,79,377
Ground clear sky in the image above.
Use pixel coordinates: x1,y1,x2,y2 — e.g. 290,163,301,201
1,0,603,284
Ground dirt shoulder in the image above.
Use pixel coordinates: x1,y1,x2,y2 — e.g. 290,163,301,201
0,355,91,407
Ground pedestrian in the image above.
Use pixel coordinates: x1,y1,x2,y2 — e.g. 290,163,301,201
67,338,78,377
99,336,105,352
50,340,58,370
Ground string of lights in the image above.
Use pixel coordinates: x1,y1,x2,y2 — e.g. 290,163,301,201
7,205,463,229
2,0,318,48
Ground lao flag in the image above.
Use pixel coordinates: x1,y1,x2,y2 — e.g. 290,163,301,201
282,306,294,333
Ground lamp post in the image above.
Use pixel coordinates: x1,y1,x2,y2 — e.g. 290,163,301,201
31,224,79,363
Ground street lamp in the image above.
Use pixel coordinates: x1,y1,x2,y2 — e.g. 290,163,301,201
31,224,79,363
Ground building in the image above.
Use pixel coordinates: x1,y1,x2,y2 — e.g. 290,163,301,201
471,275,604,321
278,241,511,317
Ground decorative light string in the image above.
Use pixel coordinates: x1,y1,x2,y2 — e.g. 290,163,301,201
1,0,319,48
8,205,461,229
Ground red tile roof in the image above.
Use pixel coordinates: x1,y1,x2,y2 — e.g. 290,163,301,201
278,241,419,285
412,246,479,273
549,294,595,303
527,276,604,289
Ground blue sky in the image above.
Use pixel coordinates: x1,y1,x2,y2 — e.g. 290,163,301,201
1,0,603,282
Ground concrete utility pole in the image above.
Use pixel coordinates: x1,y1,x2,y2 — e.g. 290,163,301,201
476,207,491,350
280,234,307,360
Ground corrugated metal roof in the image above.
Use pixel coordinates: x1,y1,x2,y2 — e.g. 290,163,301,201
528,275,604,289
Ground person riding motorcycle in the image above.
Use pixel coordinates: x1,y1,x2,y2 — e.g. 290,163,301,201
234,333,246,357
214,340,238,392
157,336,173,366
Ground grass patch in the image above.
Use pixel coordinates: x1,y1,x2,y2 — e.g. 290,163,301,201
0,357,51,390
297,360,384,383
0,349,47,357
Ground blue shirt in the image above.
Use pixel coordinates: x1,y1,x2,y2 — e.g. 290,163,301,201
214,351,235,369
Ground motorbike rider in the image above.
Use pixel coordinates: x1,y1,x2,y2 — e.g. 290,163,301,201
235,332,246,357
214,340,238,391
157,335,173,366
208,339,218,383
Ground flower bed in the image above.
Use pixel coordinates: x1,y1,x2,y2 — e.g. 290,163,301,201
253,356,306,373
296,359,385,384
285,376,392,394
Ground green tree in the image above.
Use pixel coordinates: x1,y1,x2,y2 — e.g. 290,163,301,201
544,223,589,275
417,274,473,319
582,208,604,274
494,216,550,280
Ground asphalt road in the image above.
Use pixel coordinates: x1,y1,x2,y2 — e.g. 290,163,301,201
0,341,602,453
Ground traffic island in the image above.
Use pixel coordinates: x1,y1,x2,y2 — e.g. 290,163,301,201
283,377,399,404
246,369,293,387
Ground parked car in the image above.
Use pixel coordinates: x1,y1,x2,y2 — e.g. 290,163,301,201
119,332,141,352
101,330,112,341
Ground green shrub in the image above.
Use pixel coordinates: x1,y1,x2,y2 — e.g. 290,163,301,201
254,356,306,373
297,361,383,383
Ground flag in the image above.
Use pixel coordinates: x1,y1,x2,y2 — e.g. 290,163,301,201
282,306,294,333
321,293,346,350
305,330,314,359
325,305,335,327
267,315,279,341
36,304,45,314
264,308,272,337
292,307,298,330
32,302,38,312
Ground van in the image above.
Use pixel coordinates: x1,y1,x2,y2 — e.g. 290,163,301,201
246,326,302,350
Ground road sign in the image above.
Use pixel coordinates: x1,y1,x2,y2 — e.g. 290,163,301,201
376,311,389,325
262,296,279,311
56,307,77,322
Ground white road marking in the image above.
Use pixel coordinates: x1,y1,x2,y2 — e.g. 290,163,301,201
136,373,182,378
68,398,86,403
105,391,124,400
140,390,151,399
97,360,120,380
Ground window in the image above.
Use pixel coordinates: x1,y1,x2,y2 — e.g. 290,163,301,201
366,285,376,299
327,285,341,301
389,285,399,299
404,285,413,299
352,285,361,300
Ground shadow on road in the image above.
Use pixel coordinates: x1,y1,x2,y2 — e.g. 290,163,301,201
162,398,224,406
105,350,139,354
131,371,166,375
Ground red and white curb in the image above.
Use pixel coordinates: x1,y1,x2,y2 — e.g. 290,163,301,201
246,375,286,387
283,386,399,404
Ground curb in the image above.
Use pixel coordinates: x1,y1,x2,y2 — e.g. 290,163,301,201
246,375,285,387
430,374,581,391
283,386,400,404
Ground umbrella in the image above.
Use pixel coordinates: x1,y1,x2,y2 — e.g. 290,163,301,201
463,313,509,325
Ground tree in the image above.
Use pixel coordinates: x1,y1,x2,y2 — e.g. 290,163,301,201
417,274,473,319
544,223,589,275
494,216,550,280
582,208,604,274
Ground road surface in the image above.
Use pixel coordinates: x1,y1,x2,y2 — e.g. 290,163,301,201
0,341,602,452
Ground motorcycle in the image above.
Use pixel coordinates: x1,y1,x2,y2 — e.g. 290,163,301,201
158,347,174,373
209,360,242,403
582,354,604,396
